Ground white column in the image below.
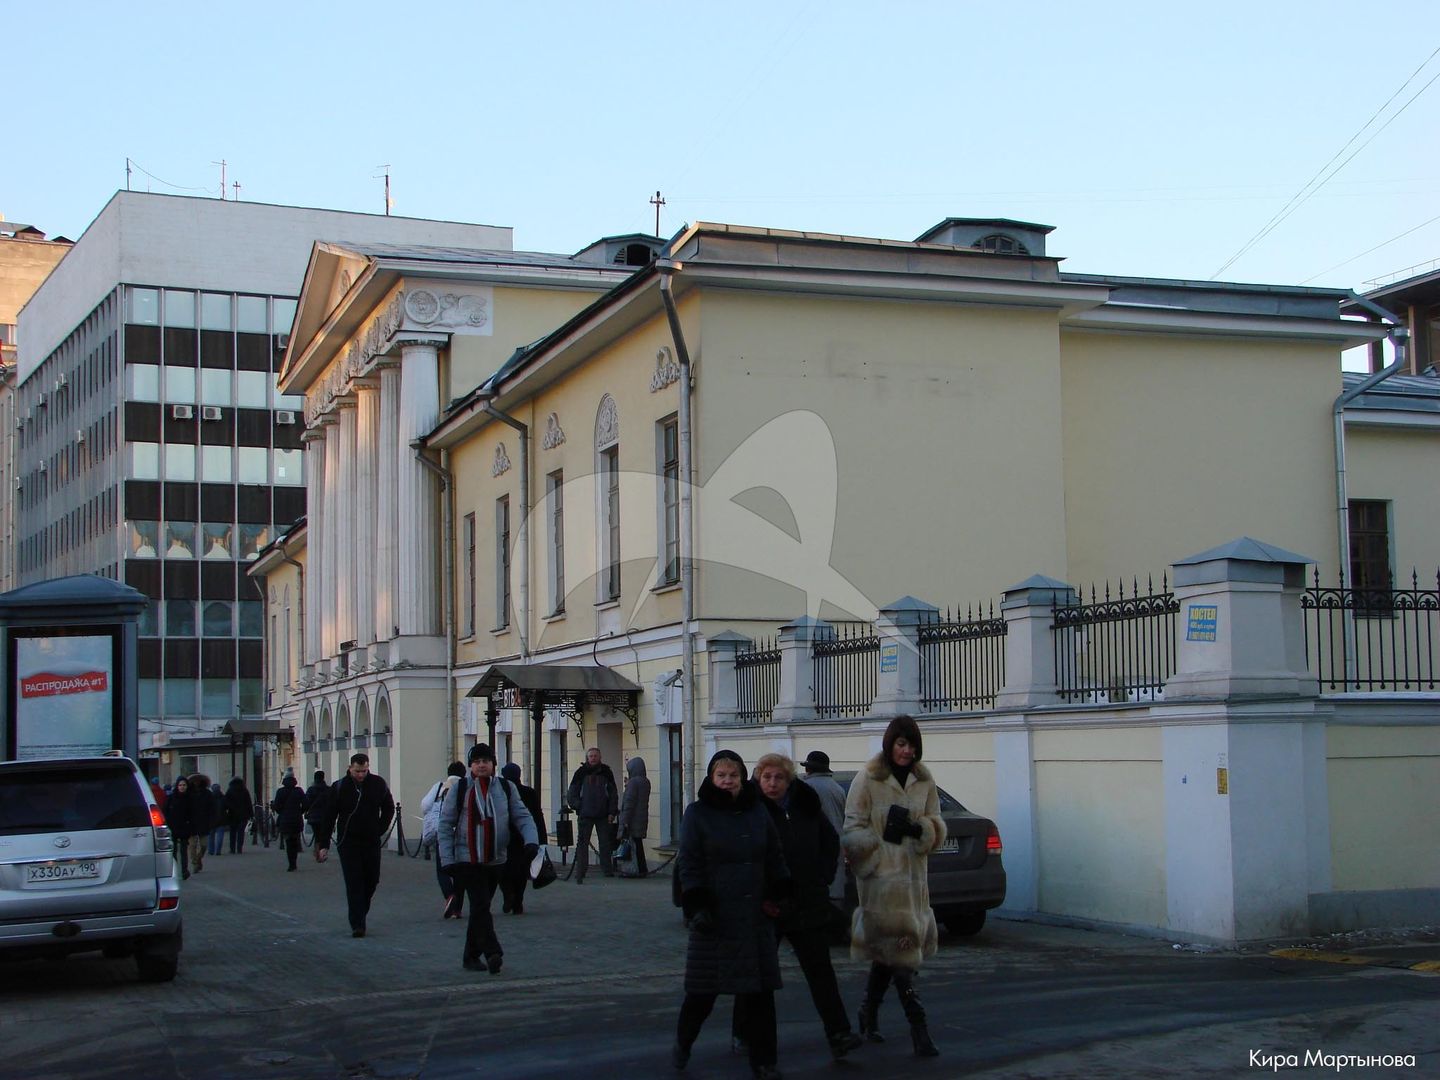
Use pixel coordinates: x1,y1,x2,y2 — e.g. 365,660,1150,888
375,363,400,641
336,399,358,649
302,429,326,665
354,381,379,648
322,418,341,658
395,340,442,637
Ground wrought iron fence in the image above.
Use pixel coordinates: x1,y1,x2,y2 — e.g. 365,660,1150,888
919,603,1007,712
734,637,781,724
813,623,880,718
1053,577,1179,704
1303,569,1439,692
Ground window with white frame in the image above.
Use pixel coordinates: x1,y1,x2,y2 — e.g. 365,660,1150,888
547,470,565,614
463,511,476,637
602,446,620,600
494,497,511,629
659,414,679,585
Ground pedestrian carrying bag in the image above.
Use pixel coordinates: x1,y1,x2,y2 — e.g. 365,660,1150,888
530,845,558,889
615,838,643,878
421,781,447,847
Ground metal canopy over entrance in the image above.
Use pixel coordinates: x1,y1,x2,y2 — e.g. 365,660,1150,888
466,664,642,789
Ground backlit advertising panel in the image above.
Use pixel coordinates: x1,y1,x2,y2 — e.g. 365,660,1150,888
11,632,118,759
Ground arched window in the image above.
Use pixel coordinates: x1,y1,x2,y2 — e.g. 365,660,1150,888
972,233,1029,255
595,395,621,601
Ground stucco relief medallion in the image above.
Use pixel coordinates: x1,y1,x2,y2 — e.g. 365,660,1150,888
493,442,512,477
406,289,441,324
542,412,566,450
441,293,489,329
595,394,619,450
651,347,681,392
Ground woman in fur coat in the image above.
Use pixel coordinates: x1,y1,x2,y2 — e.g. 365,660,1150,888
841,715,946,1057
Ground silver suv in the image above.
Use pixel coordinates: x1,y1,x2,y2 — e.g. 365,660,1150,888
0,755,182,981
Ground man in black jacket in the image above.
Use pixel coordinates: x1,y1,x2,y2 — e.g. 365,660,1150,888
314,753,396,937
565,747,618,883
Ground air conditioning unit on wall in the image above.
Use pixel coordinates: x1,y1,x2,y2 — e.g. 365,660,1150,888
201,406,223,421
171,404,194,420
275,410,296,425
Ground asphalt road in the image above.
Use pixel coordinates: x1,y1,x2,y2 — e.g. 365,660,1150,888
1,843,1435,1079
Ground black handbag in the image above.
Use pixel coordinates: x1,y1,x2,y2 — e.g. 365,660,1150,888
530,847,558,889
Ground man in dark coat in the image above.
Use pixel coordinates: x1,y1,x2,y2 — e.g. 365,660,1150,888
499,762,547,915
304,770,331,840
187,773,216,874
565,747,618,883
224,777,254,853
314,753,395,937
164,775,196,879
271,774,309,872
750,752,863,1058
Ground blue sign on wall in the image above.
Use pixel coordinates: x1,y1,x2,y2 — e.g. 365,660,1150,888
1186,604,1218,642
880,643,899,673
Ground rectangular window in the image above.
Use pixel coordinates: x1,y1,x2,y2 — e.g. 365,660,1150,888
130,442,160,480
237,296,268,334
463,512,476,637
236,369,267,408
273,448,303,486
201,445,232,483
547,470,565,614
164,443,195,482
129,364,160,402
127,287,159,325
660,416,680,585
200,368,232,406
202,522,232,559
1348,499,1393,615
237,446,268,484
495,497,511,629
165,365,196,403
238,523,270,561
200,293,232,331
603,445,620,601
165,521,196,559
163,290,196,329
166,599,196,635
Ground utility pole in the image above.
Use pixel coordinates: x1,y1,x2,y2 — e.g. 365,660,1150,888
232,181,241,201
650,190,666,237
213,159,228,199
125,158,132,191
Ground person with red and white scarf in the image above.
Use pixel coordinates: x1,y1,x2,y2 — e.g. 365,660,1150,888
437,743,538,974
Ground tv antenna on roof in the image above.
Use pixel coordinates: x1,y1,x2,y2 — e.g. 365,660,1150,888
213,159,228,200
650,190,666,237
376,165,393,216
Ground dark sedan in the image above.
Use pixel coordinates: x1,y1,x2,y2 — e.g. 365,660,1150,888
835,771,1006,936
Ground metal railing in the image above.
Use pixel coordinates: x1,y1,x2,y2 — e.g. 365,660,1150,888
1303,569,1439,692
813,623,880,718
735,637,781,724
1053,577,1179,704
919,603,1007,712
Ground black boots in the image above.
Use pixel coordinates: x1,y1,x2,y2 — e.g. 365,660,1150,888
857,964,891,1043
897,979,940,1057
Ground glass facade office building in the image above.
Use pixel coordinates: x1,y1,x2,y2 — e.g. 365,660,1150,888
14,284,305,727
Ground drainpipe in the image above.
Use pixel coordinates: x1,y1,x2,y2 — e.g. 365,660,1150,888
657,260,697,808
1334,295,1408,583
481,401,531,659
413,441,457,760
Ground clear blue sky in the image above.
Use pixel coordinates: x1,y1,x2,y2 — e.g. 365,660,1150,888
7,2,1438,294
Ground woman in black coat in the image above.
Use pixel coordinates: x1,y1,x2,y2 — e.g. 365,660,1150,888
224,777,253,853
674,750,788,1080
164,776,195,879
749,752,862,1059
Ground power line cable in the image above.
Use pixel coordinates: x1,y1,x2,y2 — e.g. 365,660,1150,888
1299,211,1440,285
128,158,210,193
1211,44,1440,279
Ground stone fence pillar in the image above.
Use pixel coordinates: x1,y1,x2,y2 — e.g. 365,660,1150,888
705,632,751,726
868,596,936,718
771,616,826,723
994,574,1076,709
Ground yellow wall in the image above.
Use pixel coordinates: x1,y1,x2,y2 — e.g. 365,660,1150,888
450,308,686,665
446,286,609,401
1344,426,1440,580
1327,724,1440,891
261,547,305,709
1033,726,1166,925
1059,332,1343,586
693,290,1069,620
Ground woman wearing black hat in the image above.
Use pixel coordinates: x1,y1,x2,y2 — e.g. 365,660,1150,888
842,715,945,1057
673,750,790,1080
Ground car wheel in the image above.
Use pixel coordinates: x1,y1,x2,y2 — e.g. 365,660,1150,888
135,929,182,983
943,909,986,936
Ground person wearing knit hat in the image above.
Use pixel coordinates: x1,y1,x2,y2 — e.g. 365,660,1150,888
498,762,548,915
438,745,539,973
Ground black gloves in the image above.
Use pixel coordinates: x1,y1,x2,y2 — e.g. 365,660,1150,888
883,804,923,844
688,908,717,934
523,843,539,863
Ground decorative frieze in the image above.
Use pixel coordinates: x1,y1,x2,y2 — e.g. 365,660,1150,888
542,413,566,450
493,442,512,476
405,288,492,331
651,347,681,392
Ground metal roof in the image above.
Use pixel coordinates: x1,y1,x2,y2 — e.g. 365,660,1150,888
466,663,642,698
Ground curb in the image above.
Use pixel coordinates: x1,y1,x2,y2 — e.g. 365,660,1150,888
1270,947,1440,973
